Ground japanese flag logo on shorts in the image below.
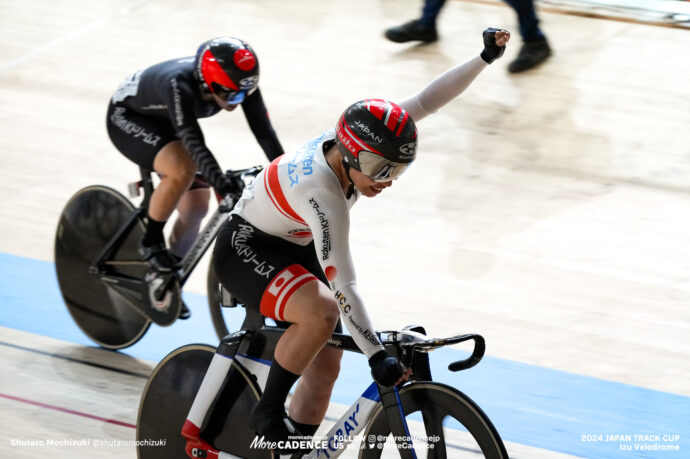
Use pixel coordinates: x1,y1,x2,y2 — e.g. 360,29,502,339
260,265,316,321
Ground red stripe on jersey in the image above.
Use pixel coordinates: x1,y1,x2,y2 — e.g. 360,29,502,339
264,159,307,226
289,231,313,238
395,110,409,137
260,265,317,321
366,99,385,120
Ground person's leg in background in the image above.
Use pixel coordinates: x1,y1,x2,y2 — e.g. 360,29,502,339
142,140,197,271
168,184,211,258
107,105,191,274
166,181,210,320
504,0,551,72
384,0,446,43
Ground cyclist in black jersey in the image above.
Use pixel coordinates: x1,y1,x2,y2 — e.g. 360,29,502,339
107,37,284,277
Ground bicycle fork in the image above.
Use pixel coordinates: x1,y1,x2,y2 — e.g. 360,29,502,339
377,386,418,459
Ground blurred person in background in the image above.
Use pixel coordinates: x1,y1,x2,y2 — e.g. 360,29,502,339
385,0,550,73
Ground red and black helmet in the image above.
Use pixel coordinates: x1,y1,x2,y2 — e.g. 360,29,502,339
335,99,417,182
195,37,259,104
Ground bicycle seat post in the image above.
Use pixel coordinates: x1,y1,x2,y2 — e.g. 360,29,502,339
137,167,155,210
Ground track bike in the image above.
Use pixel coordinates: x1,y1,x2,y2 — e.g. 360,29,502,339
54,166,261,350
136,309,508,458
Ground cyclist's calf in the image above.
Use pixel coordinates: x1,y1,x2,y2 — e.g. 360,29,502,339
291,346,343,425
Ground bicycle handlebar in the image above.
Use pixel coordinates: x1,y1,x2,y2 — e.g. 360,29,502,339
446,334,485,372
215,165,264,206
378,329,486,372
225,165,263,181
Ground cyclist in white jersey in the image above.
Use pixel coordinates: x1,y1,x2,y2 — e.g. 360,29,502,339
205,28,510,454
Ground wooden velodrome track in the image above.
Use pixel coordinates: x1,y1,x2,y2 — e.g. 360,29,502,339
1,0,688,458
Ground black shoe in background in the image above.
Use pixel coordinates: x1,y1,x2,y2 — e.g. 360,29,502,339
139,242,178,273
384,20,438,43
508,39,551,73
178,300,191,320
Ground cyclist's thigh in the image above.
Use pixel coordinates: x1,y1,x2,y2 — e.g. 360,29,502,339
213,216,324,323
106,102,177,170
297,243,342,333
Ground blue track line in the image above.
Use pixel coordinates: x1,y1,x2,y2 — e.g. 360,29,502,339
0,252,687,458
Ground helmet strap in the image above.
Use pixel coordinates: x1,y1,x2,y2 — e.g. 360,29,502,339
341,160,355,199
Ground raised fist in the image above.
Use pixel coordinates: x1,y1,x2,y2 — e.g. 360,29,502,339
480,28,510,64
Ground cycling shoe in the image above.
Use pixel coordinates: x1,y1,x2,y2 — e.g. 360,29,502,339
249,406,305,455
139,242,178,273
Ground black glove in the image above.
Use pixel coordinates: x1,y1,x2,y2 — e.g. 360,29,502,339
480,27,507,64
369,350,406,387
217,174,238,197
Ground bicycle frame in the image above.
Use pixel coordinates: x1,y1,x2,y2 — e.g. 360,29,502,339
182,321,485,459
87,166,260,324
176,192,235,285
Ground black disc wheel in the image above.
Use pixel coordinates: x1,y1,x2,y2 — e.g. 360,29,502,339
137,345,215,459
55,185,150,349
360,383,508,459
137,345,272,459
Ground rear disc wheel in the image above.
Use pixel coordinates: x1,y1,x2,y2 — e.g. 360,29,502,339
55,185,150,349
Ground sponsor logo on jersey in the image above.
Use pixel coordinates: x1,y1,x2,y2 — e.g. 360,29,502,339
110,107,162,147
334,290,351,313
335,290,381,347
170,77,184,127
111,69,143,103
232,224,275,278
309,198,331,260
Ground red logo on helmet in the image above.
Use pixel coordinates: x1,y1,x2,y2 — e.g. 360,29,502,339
234,49,256,71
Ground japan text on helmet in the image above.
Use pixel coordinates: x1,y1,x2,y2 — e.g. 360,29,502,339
195,37,259,104
335,99,417,182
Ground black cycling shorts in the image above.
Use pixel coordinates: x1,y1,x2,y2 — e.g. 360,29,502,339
106,102,210,190
213,215,330,323
106,102,177,170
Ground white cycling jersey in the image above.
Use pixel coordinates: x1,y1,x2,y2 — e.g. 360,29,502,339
231,55,489,358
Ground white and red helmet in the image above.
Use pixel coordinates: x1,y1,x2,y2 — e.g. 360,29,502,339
335,99,417,182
